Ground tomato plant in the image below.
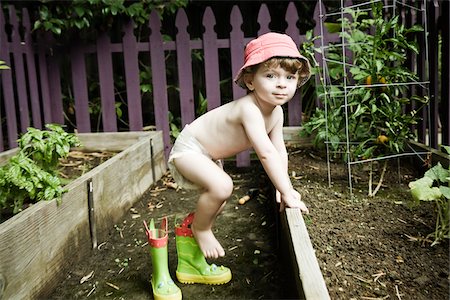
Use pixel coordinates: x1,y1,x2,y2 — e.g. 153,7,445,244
0,124,81,216
302,2,428,196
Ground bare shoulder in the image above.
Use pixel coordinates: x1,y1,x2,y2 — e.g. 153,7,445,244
236,96,263,117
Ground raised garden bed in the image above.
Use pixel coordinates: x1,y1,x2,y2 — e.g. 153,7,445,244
0,131,166,299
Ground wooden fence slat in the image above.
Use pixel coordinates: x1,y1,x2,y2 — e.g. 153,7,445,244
285,2,302,126
442,0,450,146
230,5,250,167
37,32,53,125
71,44,91,133
176,9,195,126
416,1,428,144
149,10,171,159
428,2,439,149
23,8,42,129
47,43,64,125
257,4,270,34
9,6,30,132
0,6,18,149
97,32,117,132
203,7,221,111
122,21,143,131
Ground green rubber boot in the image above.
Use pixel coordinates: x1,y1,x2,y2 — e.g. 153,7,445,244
144,217,182,300
175,212,232,285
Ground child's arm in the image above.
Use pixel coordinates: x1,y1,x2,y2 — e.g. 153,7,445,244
268,109,309,213
241,105,307,212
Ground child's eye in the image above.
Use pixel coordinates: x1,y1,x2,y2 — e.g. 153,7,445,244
266,74,275,78
287,75,297,80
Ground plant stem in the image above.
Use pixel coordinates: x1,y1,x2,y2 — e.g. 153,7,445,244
368,161,373,196
372,160,387,197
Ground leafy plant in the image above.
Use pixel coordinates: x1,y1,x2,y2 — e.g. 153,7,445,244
0,124,81,215
301,2,428,196
28,0,188,35
408,146,450,246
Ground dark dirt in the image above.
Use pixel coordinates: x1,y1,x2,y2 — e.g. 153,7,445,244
48,148,449,300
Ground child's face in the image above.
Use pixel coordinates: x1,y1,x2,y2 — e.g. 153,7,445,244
246,65,298,105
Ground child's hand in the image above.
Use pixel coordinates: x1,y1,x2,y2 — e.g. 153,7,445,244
277,189,309,214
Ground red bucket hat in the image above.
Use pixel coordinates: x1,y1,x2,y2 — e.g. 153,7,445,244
234,32,311,89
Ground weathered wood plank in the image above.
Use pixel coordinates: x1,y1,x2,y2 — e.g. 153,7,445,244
75,131,152,152
284,208,330,300
89,132,165,241
0,179,91,299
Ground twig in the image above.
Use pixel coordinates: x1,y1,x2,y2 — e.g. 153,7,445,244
106,282,120,290
395,285,402,300
352,274,372,284
86,285,96,297
371,160,388,197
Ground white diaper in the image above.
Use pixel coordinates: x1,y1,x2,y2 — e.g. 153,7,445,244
168,125,222,190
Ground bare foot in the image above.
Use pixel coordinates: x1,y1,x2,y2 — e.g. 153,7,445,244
191,225,225,259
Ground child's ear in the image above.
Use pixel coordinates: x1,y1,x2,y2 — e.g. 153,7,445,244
244,74,254,91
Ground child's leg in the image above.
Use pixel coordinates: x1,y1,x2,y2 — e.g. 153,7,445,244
173,153,233,259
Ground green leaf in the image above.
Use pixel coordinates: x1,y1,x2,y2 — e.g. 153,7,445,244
410,186,442,202
424,163,449,183
440,186,450,200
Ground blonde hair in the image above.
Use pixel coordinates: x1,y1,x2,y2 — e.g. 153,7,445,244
238,57,311,91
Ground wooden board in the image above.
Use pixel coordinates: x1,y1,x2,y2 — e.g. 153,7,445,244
280,208,330,300
0,131,165,299
283,126,313,148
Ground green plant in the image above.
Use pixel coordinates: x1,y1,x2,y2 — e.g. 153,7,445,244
0,124,81,215
408,146,450,246
301,3,428,196
28,0,188,35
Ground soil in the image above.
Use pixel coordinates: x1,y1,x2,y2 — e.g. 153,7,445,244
48,148,449,300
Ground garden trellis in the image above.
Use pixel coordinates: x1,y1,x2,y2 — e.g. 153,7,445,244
0,1,448,168
316,0,448,195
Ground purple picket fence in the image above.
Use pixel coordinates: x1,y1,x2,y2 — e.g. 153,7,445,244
0,1,449,166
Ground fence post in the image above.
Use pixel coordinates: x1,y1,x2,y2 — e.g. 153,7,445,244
176,9,195,126
97,32,117,132
202,7,221,111
285,2,302,126
230,5,249,167
0,6,18,150
122,20,143,131
149,11,171,159
9,5,30,132
23,8,42,129
70,43,91,133
441,1,449,146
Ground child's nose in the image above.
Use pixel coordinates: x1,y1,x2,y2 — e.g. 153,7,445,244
277,78,287,88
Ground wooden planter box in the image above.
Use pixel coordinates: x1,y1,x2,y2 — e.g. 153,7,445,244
280,127,330,299
0,131,166,299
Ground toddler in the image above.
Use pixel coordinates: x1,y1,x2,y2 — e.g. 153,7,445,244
168,32,311,259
